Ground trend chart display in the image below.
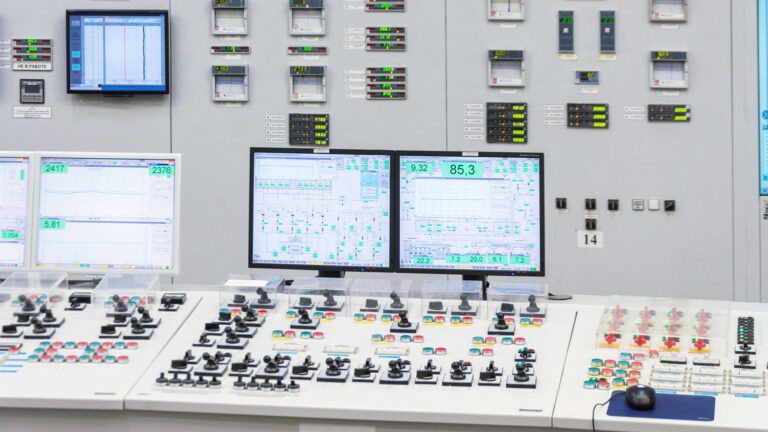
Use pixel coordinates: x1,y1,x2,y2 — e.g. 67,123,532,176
35,157,177,271
68,12,168,92
250,152,391,270
0,156,30,268
399,154,543,275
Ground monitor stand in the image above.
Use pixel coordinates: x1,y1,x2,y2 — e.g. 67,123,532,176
462,274,489,300
317,270,345,279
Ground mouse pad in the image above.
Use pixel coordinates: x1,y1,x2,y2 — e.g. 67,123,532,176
607,390,716,421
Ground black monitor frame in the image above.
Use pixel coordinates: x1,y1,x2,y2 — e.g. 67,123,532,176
395,151,545,278
66,10,170,95
249,147,396,274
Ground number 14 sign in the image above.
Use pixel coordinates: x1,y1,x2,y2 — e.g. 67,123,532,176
577,231,604,248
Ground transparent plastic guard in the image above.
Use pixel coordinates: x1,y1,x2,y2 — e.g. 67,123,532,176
421,279,483,321
349,279,412,322
287,277,351,316
94,273,159,309
0,271,68,310
596,295,730,359
221,273,284,310
487,282,547,326
0,271,68,291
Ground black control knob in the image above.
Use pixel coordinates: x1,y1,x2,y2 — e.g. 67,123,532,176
243,306,258,322
43,309,56,323
325,357,340,376
450,361,465,380
494,312,508,330
514,363,530,382
298,308,312,324
397,311,411,328
112,295,127,312
256,287,271,305
322,290,337,307
458,294,472,311
31,318,45,334
526,295,540,313
390,292,404,309
225,327,239,343
233,316,248,332
130,317,146,334
138,307,153,323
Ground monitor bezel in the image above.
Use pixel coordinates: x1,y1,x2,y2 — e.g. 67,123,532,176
395,151,545,277
249,147,396,274
31,152,182,275
66,10,171,95
0,151,35,271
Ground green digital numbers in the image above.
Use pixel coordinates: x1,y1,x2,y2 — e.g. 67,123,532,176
446,255,466,264
412,257,433,265
510,256,531,265
1,231,20,240
39,219,65,230
406,163,431,174
487,255,508,265
149,165,175,176
467,255,486,264
442,162,482,178
42,164,68,174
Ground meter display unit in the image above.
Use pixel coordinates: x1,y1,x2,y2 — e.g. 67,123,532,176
290,66,327,103
290,0,326,36
288,46,327,55
599,11,616,54
649,0,688,22
567,104,609,129
19,79,45,104
12,39,53,71
366,27,407,52
212,0,248,35
650,51,688,89
575,71,599,85
289,114,329,146
487,103,527,144
558,11,575,54
211,46,250,55
488,50,525,88
488,0,524,21
212,66,249,102
366,0,405,12
648,104,691,122
366,67,407,100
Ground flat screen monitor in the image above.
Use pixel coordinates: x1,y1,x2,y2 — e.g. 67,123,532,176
249,148,394,273
760,0,768,194
397,152,544,276
33,153,180,273
0,153,32,269
67,10,170,94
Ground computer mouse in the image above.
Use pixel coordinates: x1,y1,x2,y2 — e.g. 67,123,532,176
626,385,656,411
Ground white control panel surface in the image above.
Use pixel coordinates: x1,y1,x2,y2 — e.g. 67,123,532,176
554,298,768,432
0,290,199,410
126,292,577,428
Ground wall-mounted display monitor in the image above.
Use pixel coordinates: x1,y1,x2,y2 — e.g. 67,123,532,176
67,10,170,94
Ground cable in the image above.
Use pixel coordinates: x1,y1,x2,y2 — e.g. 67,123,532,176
592,391,625,432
